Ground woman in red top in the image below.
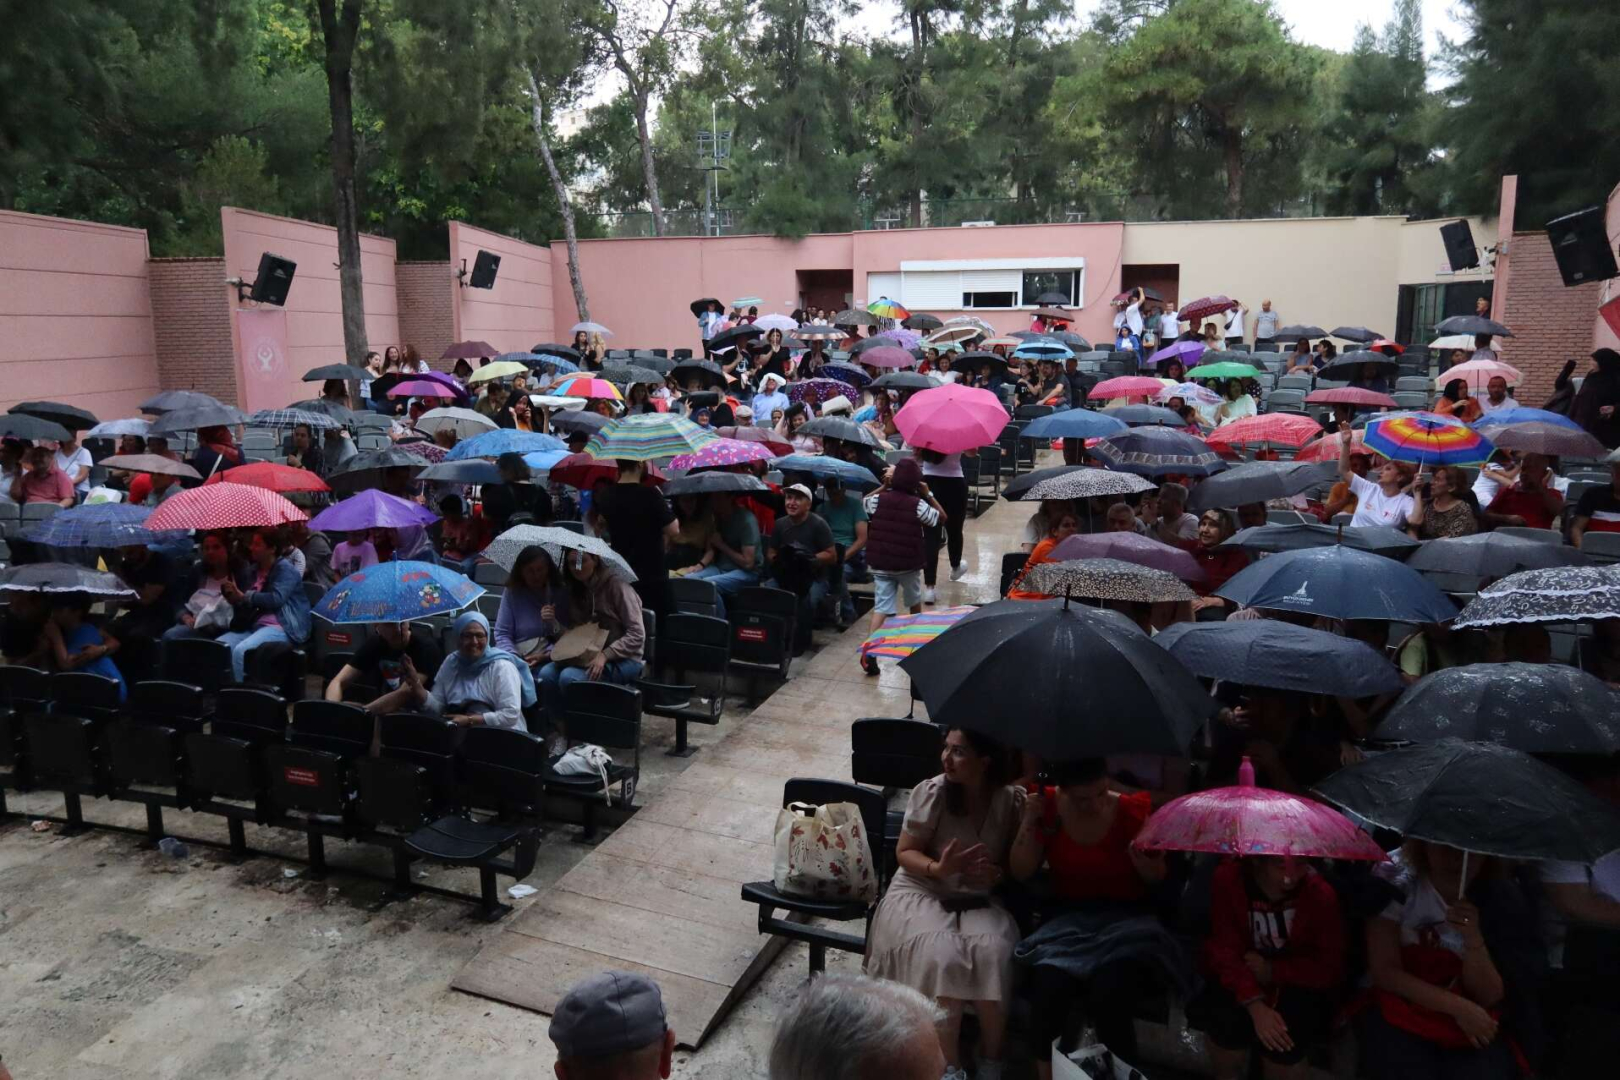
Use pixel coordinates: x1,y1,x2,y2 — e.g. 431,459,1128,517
1193,857,1344,1080
1187,509,1249,620
1009,758,1167,1077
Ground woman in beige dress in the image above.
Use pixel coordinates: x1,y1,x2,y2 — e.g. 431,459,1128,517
865,727,1024,1080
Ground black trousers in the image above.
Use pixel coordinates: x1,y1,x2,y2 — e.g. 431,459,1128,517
922,475,968,587
1028,958,1159,1062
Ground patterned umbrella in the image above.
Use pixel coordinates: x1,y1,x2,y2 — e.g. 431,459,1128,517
484,525,637,583
315,560,483,625
467,360,529,384
1091,376,1169,400
1205,413,1323,450
1146,340,1207,367
553,377,624,402
601,365,665,388
1090,427,1225,478
445,429,567,461
1441,358,1523,391
584,412,717,461
1375,663,1620,754
818,362,873,389
387,379,459,400
99,454,201,479
247,408,341,431
785,378,853,407
309,490,439,532
1305,387,1398,408
860,606,974,660
713,425,794,455
1177,296,1237,324
1155,382,1222,406
21,503,191,548
772,454,881,489
1453,565,1620,628
288,399,360,426
1363,411,1493,466
895,385,1010,454
415,406,497,440
867,297,909,319
145,482,308,530
668,437,778,471
203,462,330,493
398,438,447,463
549,452,666,490
1022,558,1197,603
1048,532,1205,582
1002,465,1156,502
529,354,582,376
0,562,136,598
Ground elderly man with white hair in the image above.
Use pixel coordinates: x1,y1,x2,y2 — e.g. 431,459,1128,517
769,973,946,1080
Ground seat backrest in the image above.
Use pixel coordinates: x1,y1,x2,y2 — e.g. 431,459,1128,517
162,637,234,692
50,671,122,720
212,687,288,740
671,576,721,616
1392,391,1430,409
128,680,207,728
782,778,889,875
474,592,503,622
379,711,461,799
1266,510,1311,525
458,726,548,813
288,700,372,758
732,586,797,619
23,503,61,523
1000,550,1028,596
658,612,730,673
1265,389,1305,412
561,681,642,753
1275,375,1312,392
0,665,50,711
473,561,508,586
850,719,942,789
1395,376,1431,391
1580,531,1620,562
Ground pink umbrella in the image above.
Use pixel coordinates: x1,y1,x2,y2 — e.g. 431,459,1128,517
1048,532,1205,582
1091,375,1169,400
1134,759,1386,860
1204,413,1323,450
387,379,459,400
860,345,915,369
895,384,1009,454
1436,358,1522,392
1306,387,1398,408
668,437,778,470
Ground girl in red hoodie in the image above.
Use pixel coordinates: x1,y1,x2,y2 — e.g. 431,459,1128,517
1195,855,1345,1080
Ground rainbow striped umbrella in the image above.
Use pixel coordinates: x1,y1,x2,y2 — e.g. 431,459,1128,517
868,297,910,319
551,376,623,401
583,412,718,462
1363,411,1494,466
859,605,975,660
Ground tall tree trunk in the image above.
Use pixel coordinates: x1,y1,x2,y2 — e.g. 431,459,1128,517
317,0,368,366
527,72,590,322
1221,129,1245,218
631,90,666,236
908,12,925,228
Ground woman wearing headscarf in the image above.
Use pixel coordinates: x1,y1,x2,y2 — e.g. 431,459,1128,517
1566,348,1620,448
497,391,538,432
370,610,535,730
754,329,791,383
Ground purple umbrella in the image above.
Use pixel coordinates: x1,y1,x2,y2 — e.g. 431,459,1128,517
875,328,923,350
668,437,778,471
1048,532,1206,583
785,378,852,407
1146,340,1207,367
386,379,460,400
308,489,440,532
861,346,915,369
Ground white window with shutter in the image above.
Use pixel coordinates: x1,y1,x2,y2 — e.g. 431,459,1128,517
879,257,1086,310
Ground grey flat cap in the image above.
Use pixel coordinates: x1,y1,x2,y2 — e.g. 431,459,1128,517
549,971,667,1059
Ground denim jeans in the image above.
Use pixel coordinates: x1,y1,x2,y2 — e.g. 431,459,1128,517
686,565,759,618
538,658,646,722
217,625,291,681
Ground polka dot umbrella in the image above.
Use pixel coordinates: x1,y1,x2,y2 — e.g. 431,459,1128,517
144,482,308,531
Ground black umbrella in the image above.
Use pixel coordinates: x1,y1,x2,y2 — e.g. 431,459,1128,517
833,309,879,327
1187,461,1337,512
531,343,583,361
327,447,427,490
1051,331,1092,351
1003,465,1155,502
848,334,909,356
1319,351,1397,380
1273,325,1327,340
1221,523,1421,560
689,297,721,317
1329,326,1384,343
418,459,504,485
1035,291,1072,306
148,403,249,434
957,351,1009,375
601,365,664,387
662,471,769,496
0,562,137,598
302,364,375,382
1313,739,1620,866
708,324,763,352
632,355,675,375
1008,330,1045,341
1435,315,1513,339
441,340,497,360
900,599,1215,760
800,416,883,449
289,399,360,426
139,390,228,416
870,371,937,392
1407,532,1588,578
1156,619,1404,698
1090,428,1226,478
1376,663,1620,754
549,410,611,436
11,401,97,431
902,313,943,331
0,412,72,442
1215,545,1456,623
670,359,727,389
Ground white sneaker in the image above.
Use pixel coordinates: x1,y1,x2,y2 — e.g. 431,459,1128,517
923,586,936,604
949,562,967,581
942,1067,968,1080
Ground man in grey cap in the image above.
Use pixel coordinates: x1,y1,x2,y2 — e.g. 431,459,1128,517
770,482,837,652
549,970,675,1080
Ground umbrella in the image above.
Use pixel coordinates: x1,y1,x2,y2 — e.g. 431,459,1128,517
1155,383,1222,406
868,372,937,392
289,399,361,426
708,324,764,352
787,378,859,407
1032,307,1074,323
466,360,530,385
314,560,483,625
548,410,609,437
1022,558,1197,603
20,503,190,549
418,459,504,485
668,438,777,471
1154,620,1403,698
1090,428,1225,478
1295,431,1368,462
398,437,447,465
671,359,728,389
1408,532,1586,578
899,599,1215,760
1438,358,1522,391
1018,410,1130,442
1273,325,1327,340
1305,387,1398,408
585,413,717,461
794,326,845,341
731,296,763,307
1453,565,1620,628
1036,291,1073,306
302,364,375,382
1430,334,1477,351
1186,361,1263,381
1486,421,1607,458
0,562,136,599
147,403,248,434
1377,663,1620,754
713,425,794,455
689,298,721,317
860,606,974,660
662,471,771,497
11,401,97,431
415,407,497,441
752,314,799,334
203,461,329,493
86,417,152,440
570,321,612,337
1092,376,1169,400
632,355,675,375
1330,326,1384,343
1187,461,1337,512
833,309,879,327
1313,740,1620,867
1006,331,1046,342
1367,339,1406,356
800,416,884,449
326,447,427,490
1013,341,1074,361
772,454,880,490
1221,523,1421,559
531,343,583,362
530,354,582,376
1363,412,1493,466
1470,406,1582,433
867,298,908,319
386,378,460,400
941,315,996,337
1050,331,1092,351
247,408,340,432
1146,340,1207,367
601,365,665,388
1049,532,1206,581
145,482,308,530
1177,296,1238,324
1105,404,1188,428
818,362,874,390
1435,315,1513,339
895,385,1009,454
858,345,915,369
309,490,439,532
547,453,666,490
1204,413,1322,450
901,313,943,331
925,326,985,346
98,454,202,479
956,352,1009,376
441,340,498,360
139,390,225,416
1215,545,1456,622
1003,465,1156,502
445,429,567,461
1134,763,1386,861
485,524,637,583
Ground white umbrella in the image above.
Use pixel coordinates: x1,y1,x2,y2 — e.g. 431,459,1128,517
87,417,152,439
415,407,496,440
530,394,587,411
484,525,637,583
570,321,613,337
1429,334,1479,351
754,313,799,333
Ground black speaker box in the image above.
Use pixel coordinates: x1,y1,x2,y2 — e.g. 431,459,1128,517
1546,206,1618,286
468,249,501,289
1439,220,1478,272
249,252,297,305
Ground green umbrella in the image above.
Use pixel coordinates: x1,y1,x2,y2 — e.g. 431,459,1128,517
1186,361,1263,380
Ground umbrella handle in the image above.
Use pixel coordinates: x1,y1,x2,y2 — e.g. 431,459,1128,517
1238,756,1255,787
1458,850,1469,903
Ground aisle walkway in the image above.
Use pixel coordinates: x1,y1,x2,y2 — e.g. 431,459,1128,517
451,484,1030,1046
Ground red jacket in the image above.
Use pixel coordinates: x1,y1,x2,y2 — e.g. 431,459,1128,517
1203,860,1344,1003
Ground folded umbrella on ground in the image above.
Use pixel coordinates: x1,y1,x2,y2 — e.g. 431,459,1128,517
1154,620,1404,698
1374,663,1620,754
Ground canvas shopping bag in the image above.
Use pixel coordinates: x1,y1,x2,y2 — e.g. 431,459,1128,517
771,801,878,904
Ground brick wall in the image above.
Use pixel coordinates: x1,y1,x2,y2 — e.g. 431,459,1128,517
1498,231,1602,407
148,257,240,405
397,261,454,370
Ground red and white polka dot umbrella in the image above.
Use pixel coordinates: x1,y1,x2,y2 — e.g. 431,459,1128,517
144,482,308,531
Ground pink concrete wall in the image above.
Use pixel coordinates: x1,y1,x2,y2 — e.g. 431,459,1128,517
221,206,399,411
449,222,555,355
550,224,1125,352
0,210,162,420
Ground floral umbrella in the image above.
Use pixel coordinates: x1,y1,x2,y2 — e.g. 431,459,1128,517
667,437,778,471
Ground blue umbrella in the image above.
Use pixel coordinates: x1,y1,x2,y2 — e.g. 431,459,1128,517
446,428,568,460
1471,406,1584,433
522,449,570,473
772,454,881,489
532,355,582,376
22,502,191,549
1154,620,1404,698
1215,545,1457,623
1089,427,1226,477
1013,340,1074,361
1018,410,1129,441
315,560,484,625
417,459,504,484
